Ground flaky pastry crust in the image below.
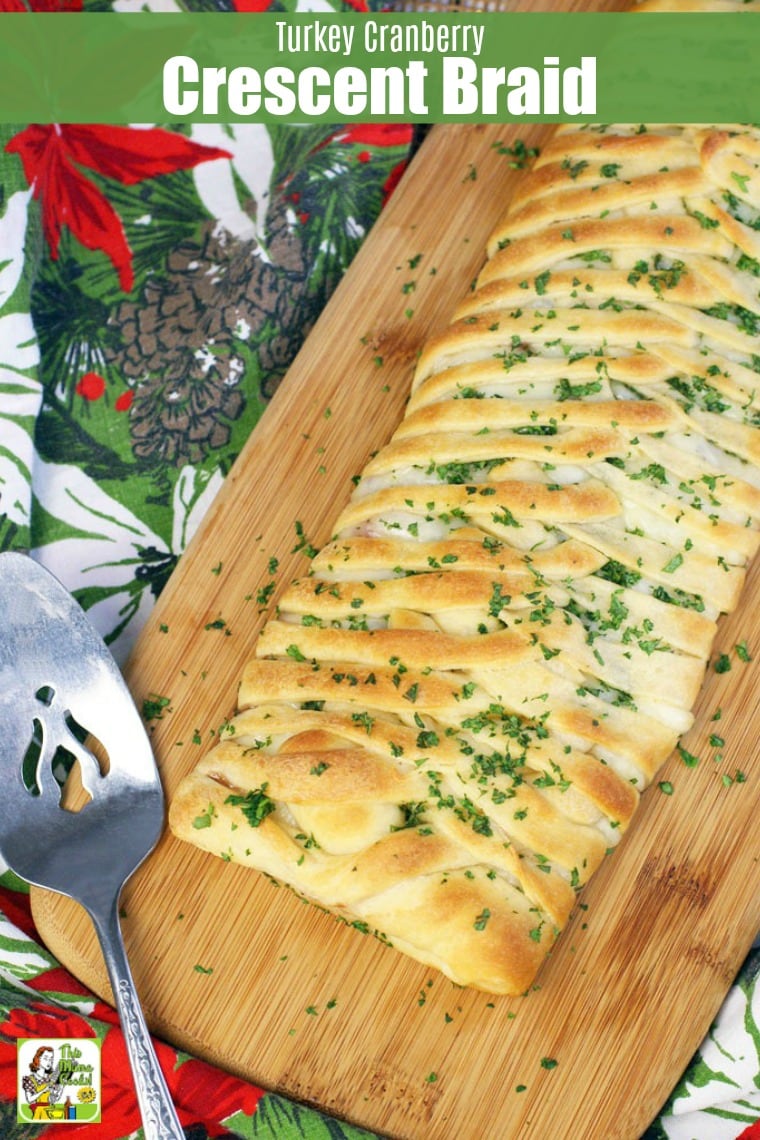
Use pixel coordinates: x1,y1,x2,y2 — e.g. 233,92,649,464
170,119,760,995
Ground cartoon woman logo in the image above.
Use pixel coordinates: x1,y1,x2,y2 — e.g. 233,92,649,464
21,1045,66,1121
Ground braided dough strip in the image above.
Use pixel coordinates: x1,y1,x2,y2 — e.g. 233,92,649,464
170,120,760,995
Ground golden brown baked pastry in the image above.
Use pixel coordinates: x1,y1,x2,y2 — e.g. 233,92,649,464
170,121,760,995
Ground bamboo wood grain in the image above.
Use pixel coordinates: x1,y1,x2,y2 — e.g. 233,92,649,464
32,117,760,1140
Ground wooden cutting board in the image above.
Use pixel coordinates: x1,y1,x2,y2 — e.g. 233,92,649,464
32,115,760,1139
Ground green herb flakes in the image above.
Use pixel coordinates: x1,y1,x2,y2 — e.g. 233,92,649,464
493,138,540,168
736,640,753,662
677,744,700,768
142,693,171,721
192,804,216,829
474,908,491,931
661,553,683,574
204,617,229,633
225,785,276,828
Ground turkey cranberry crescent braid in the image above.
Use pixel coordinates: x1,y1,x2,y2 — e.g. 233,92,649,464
170,108,760,994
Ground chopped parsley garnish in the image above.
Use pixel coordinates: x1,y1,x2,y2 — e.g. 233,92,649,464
488,582,511,618
204,617,229,633
393,802,428,832
534,270,551,295
225,785,276,828
677,744,700,768
661,553,683,574
561,157,588,180
493,138,540,168
142,693,172,721
492,507,521,528
597,560,641,588
554,377,602,400
736,640,752,662
192,804,216,829
292,520,318,559
256,581,276,607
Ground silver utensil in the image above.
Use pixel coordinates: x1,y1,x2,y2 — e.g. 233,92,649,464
0,551,184,1140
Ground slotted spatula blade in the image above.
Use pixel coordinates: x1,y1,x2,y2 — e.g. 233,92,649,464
0,551,184,1140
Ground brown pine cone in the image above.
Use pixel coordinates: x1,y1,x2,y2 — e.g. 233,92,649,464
107,204,314,467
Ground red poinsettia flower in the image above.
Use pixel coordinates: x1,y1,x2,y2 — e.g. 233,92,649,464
28,965,94,1000
159,1051,265,1133
5,125,232,292
382,159,408,204
97,1017,265,1136
0,0,81,9
332,123,413,149
736,1123,760,1140
26,963,131,1031
0,883,36,940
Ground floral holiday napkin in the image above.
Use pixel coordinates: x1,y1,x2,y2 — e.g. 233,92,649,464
0,2,759,1138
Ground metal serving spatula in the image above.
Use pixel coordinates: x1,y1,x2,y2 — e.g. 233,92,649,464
0,552,184,1140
